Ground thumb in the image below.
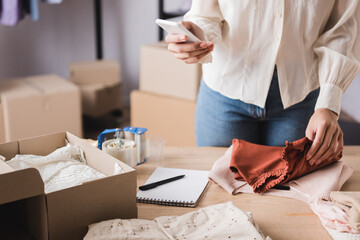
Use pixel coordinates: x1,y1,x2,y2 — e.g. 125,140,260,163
180,21,193,31
305,126,316,141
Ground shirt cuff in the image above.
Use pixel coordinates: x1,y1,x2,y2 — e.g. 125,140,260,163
182,18,214,64
183,17,222,44
314,83,343,116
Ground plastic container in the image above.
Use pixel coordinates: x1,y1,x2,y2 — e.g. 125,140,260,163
145,134,166,166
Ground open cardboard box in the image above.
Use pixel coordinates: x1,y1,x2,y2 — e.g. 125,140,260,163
0,132,137,240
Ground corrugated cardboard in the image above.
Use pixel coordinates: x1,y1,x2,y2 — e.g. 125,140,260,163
131,90,196,146
140,42,202,102
0,75,82,142
0,132,137,240
0,140,49,240
0,195,47,240
69,60,120,86
79,82,122,118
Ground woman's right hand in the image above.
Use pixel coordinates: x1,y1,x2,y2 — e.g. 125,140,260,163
166,21,214,64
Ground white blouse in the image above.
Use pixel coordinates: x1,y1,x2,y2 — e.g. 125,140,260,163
184,0,360,114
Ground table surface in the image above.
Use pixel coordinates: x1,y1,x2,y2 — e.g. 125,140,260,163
136,146,360,240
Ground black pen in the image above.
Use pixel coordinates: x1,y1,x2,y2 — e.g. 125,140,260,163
139,175,185,191
272,185,290,191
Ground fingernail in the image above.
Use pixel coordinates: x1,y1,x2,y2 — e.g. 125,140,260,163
309,160,314,166
180,36,186,41
200,42,207,48
315,160,321,166
207,42,213,47
306,154,311,160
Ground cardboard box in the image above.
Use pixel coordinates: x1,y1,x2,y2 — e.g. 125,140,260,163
0,104,5,143
0,131,137,240
140,42,202,102
69,60,120,86
131,90,196,146
0,195,47,240
80,82,122,118
0,75,82,142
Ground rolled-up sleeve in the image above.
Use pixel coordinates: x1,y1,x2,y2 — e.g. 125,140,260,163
183,0,224,44
313,0,360,115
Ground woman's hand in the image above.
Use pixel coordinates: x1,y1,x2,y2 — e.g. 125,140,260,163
305,108,343,165
166,21,214,64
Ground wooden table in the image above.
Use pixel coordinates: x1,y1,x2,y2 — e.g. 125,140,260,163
136,146,360,240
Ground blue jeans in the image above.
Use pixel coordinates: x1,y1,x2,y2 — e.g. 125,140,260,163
195,70,320,147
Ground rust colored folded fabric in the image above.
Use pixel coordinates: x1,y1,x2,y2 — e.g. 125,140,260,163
229,137,342,193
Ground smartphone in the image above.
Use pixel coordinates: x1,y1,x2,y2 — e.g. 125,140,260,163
155,19,201,43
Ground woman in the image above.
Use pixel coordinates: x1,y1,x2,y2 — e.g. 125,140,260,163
166,0,360,166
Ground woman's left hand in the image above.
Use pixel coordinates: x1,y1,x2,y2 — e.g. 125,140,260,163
305,108,343,166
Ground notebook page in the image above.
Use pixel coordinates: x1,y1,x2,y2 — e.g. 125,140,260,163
137,167,209,203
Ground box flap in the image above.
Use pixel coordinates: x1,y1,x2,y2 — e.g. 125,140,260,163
25,74,79,94
0,79,38,99
66,132,134,176
0,168,44,205
18,132,67,156
0,140,19,160
0,137,45,205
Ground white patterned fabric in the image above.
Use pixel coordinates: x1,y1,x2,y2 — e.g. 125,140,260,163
84,202,272,240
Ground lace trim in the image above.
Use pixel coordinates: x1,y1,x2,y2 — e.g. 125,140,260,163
250,141,296,193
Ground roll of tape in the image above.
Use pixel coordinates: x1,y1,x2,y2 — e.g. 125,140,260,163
124,131,134,141
102,139,137,167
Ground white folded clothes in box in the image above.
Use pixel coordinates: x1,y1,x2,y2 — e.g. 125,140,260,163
6,144,106,193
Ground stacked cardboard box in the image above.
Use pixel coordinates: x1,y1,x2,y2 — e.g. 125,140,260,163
0,105,5,143
131,42,202,146
69,60,122,118
0,131,137,240
0,75,82,143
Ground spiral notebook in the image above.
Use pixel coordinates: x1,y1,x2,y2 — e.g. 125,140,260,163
137,167,210,207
